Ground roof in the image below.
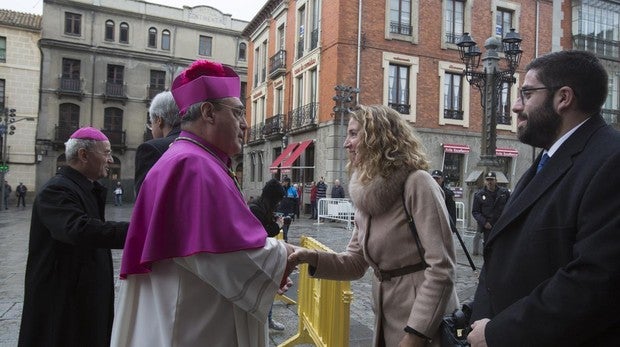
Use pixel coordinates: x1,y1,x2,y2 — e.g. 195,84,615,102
0,9,42,31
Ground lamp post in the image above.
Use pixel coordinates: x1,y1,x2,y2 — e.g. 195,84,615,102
0,108,34,209
456,29,522,171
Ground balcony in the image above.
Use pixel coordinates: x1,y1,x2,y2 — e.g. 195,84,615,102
52,124,79,150
56,77,84,100
390,21,412,36
445,32,460,44
246,122,265,145
263,114,287,139
103,82,128,104
101,129,127,153
389,102,411,114
146,85,166,103
444,108,464,120
288,102,318,132
572,34,619,61
269,50,287,79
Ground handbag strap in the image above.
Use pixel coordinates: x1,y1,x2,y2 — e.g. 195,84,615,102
402,189,429,268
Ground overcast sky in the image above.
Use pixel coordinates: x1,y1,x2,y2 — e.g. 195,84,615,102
3,0,264,22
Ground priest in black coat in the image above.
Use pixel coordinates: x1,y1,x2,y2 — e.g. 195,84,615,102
18,127,128,347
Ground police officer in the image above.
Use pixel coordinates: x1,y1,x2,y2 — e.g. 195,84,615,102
471,172,510,255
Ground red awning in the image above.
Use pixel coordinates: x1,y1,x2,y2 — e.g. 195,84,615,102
496,147,519,157
269,142,299,171
280,140,314,172
443,143,470,153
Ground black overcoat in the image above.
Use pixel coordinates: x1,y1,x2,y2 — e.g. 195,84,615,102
18,166,128,347
471,115,620,346
134,127,181,194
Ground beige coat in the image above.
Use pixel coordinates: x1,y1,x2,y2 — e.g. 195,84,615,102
312,169,458,346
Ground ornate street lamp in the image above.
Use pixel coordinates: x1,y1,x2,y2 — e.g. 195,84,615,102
457,29,522,169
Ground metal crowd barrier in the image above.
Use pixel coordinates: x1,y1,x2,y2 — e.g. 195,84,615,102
279,236,353,347
317,198,355,230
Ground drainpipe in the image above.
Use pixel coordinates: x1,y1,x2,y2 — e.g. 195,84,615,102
355,0,362,102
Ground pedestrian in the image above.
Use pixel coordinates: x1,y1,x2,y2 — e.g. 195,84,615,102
3,180,11,209
331,179,345,198
18,127,129,347
470,171,510,255
16,182,27,207
309,181,318,219
111,59,295,347
277,177,298,241
431,170,457,224
248,178,288,331
315,176,327,200
289,104,458,346
113,182,123,206
467,50,620,346
134,91,181,195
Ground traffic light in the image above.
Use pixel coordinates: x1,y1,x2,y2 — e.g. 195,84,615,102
9,125,16,135
8,108,16,123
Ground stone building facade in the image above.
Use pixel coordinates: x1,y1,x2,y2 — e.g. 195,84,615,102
36,0,249,200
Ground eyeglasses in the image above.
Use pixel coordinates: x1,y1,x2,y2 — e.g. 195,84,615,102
518,86,559,105
211,102,246,121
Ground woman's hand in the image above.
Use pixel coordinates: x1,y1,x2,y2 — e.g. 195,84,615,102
288,247,319,268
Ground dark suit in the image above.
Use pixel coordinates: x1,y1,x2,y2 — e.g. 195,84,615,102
472,115,620,346
134,127,181,194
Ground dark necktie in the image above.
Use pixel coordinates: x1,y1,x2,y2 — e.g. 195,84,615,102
536,153,550,173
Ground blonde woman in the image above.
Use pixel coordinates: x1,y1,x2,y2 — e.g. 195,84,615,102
290,105,458,346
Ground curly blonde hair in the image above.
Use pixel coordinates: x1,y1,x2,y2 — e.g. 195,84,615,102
346,104,429,183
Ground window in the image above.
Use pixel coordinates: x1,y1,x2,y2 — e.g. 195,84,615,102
0,79,5,110
61,58,81,91
310,0,320,49
107,65,124,84
64,12,81,35
572,0,620,59
390,0,412,36
199,35,212,56
0,37,5,63
250,153,256,182
104,107,123,131
105,20,114,41
443,72,463,120
444,0,464,43
119,22,129,43
497,81,512,125
240,82,247,105
275,86,284,114
59,103,80,133
161,30,171,50
297,6,306,59
442,152,464,188
238,42,247,61
495,8,513,38
148,27,157,48
388,64,410,114
257,152,263,182
149,70,166,99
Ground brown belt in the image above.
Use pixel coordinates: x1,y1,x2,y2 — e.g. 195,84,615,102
374,262,428,282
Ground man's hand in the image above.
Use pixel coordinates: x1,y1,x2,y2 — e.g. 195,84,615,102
278,276,293,294
280,242,299,287
467,318,490,347
484,222,492,230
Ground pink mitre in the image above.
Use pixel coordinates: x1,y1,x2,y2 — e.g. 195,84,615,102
70,127,109,141
171,60,241,115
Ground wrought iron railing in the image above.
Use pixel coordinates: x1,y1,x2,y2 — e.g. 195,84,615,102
54,124,79,144
147,85,166,100
269,50,286,77
389,102,411,114
246,122,264,143
444,108,464,120
289,102,318,130
105,82,126,98
602,108,619,127
572,34,619,61
263,114,287,136
101,129,126,148
390,21,412,36
59,77,81,92
445,32,461,44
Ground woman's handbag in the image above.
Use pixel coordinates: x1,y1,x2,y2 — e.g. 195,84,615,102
401,191,472,346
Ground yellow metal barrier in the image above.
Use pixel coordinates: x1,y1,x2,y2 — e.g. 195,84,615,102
279,236,353,347
275,230,297,306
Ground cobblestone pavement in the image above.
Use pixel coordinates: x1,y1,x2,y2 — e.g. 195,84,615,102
0,204,483,347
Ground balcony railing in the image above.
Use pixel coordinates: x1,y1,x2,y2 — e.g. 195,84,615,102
57,77,83,99
246,122,265,144
390,21,412,36
445,32,461,44
572,34,619,61
269,50,286,78
104,82,127,104
297,38,304,59
444,108,464,120
101,129,127,153
289,102,318,131
389,102,411,114
263,114,287,137
310,28,319,49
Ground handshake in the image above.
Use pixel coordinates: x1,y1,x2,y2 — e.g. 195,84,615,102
278,242,319,291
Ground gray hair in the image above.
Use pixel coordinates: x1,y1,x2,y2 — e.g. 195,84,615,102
180,98,228,124
65,138,98,162
149,91,180,127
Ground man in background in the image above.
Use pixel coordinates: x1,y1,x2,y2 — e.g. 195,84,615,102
16,182,27,207
471,172,509,255
331,179,345,198
134,91,181,195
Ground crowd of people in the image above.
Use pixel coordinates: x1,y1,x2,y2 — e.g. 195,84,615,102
16,50,619,347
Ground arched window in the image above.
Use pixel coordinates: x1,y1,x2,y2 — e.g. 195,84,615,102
105,20,114,41
238,42,247,61
119,22,129,43
104,107,123,131
161,29,171,50
148,27,157,48
58,103,80,141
